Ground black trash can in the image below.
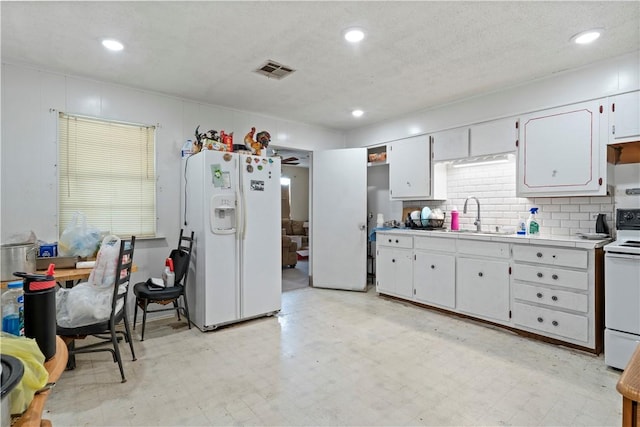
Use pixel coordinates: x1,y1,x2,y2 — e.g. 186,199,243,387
13,265,57,361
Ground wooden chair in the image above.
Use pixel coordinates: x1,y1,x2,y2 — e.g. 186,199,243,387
133,230,194,341
56,236,137,383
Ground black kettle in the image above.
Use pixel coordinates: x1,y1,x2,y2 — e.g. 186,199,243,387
596,214,609,235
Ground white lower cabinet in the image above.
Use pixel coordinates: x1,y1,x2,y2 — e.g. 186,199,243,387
376,234,413,299
457,257,510,322
511,244,594,348
375,231,603,353
414,251,456,309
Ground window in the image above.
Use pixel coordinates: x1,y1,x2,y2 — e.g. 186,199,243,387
58,113,156,237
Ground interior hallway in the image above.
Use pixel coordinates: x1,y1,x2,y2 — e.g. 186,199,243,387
47,285,621,426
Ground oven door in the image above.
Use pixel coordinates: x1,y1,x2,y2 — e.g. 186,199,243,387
605,252,640,333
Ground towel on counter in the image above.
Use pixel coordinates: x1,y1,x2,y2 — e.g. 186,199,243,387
369,227,394,242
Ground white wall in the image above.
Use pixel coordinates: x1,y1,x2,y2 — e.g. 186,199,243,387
282,165,309,221
1,62,344,282
346,52,639,147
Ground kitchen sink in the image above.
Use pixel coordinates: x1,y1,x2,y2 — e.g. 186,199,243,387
445,229,515,236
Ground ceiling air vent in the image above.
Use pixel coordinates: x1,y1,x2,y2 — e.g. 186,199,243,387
254,60,296,80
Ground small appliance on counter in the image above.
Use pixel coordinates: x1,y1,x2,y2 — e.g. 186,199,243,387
604,208,640,370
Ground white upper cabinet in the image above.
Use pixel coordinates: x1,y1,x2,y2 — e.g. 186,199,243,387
609,91,640,144
388,135,432,200
432,127,469,161
469,118,517,156
517,99,608,197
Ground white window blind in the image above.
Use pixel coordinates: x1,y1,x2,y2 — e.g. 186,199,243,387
58,113,157,237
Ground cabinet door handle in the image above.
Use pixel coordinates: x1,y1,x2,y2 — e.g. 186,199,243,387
537,272,543,278
536,292,543,298
551,295,558,301
537,317,544,323
392,259,395,263
552,320,559,327
552,274,558,280
478,272,483,277
536,252,543,258
430,265,435,269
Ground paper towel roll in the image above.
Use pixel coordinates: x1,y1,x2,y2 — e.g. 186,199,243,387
76,261,96,269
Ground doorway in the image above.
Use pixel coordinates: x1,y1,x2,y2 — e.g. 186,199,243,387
270,146,312,292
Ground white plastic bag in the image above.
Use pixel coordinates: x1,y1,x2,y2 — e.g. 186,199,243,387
58,212,101,257
56,235,126,328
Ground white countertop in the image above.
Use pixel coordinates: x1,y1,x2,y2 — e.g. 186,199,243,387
376,228,612,249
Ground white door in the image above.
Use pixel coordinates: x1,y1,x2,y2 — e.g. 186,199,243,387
312,148,367,291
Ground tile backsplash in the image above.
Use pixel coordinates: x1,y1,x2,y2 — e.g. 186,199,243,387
412,158,614,236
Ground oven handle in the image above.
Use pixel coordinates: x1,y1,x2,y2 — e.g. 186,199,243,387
606,252,640,260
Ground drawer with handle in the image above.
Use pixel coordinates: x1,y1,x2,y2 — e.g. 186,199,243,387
512,282,588,313
512,245,588,269
414,236,456,252
377,233,413,249
512,264,588,291
512,302,588,343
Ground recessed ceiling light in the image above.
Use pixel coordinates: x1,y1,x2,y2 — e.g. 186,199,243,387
571,29,602,45
344,28,365,43
102,39,124,51
352,109,364,117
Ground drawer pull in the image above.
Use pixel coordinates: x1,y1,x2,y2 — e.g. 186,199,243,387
552,274,558,280
537,317,544,323
478,272,483,277
392,259,396,263
551,295,558,301
536,292,543,298
536,252,543,258
552,320,558,327
537,272,543,278
430,265,435,269
388,239,392,243
395,239,399,243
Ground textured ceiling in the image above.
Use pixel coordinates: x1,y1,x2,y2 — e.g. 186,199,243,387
2,1,639,132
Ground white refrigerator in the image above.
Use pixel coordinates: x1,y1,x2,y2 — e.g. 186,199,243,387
183,150,281,330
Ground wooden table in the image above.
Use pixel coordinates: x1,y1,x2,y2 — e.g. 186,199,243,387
618,344,640,427
13,336,68,427
2,265,137,289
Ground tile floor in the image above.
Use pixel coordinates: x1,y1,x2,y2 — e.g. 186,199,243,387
282,260,309,292
47,286,623,426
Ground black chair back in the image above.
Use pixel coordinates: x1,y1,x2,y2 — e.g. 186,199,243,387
110,236,136,320
170,249,189,284
174,230,194,285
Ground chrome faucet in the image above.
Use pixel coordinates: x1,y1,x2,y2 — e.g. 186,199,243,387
463,196,481,232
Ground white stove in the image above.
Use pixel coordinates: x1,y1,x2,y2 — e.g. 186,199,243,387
604,208,640,370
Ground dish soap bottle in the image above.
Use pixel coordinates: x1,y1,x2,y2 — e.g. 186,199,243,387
450,207,459,231
527,207,540,235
